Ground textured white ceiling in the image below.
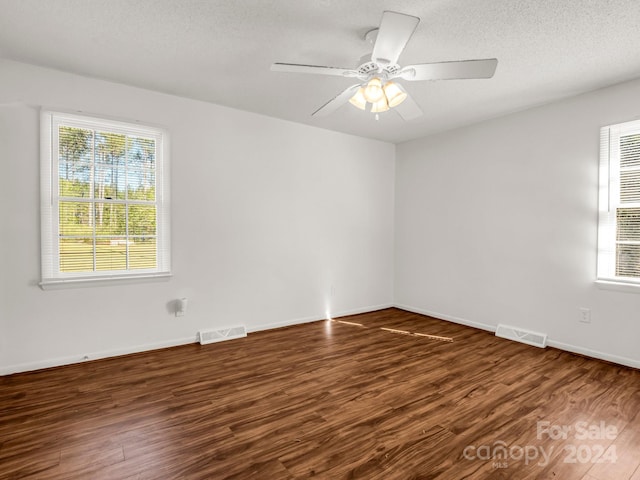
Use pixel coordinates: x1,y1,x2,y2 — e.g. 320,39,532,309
1,0,639,143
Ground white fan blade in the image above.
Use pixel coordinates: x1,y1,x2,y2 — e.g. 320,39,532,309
312,84,362,117
400,58,498,81
371,11,420,65
394,95,423,121
271,63,358,77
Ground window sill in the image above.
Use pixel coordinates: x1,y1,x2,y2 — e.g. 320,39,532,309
40,272,172,290
595,279,640,294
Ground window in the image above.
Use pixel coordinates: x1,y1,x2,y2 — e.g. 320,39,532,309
40,111,170,287
598,118,640,288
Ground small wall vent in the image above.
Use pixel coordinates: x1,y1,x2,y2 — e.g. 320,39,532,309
495,324,547,348
198,326,247,345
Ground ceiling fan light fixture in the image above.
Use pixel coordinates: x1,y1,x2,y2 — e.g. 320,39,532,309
370,95,389,113
383,81,408,108
363,77,384,103
349,87,367,110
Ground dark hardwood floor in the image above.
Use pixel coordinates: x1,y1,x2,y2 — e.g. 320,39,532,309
1,308,639,479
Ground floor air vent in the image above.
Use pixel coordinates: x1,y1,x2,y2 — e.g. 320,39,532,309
495,324,547,348
198,326,247,345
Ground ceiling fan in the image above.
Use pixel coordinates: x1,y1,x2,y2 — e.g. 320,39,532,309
271,11,498,120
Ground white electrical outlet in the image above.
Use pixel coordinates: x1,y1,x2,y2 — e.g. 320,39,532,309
579,307,591,324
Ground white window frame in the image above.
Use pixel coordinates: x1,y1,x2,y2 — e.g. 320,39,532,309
40,110,171,288
597,118,640,292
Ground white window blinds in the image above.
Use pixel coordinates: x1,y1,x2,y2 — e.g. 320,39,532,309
40,111,171,287
598,119,640,284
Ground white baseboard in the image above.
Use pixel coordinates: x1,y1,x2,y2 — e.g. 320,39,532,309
333,303,395,319
394,303,640,370
247,303,395,333
6,304,638,375
394,303,497,333
247,313,326,334
0,336,198,376
1,303,395,376
546,339,640,370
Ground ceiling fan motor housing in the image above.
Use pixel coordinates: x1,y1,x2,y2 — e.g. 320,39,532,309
355,61,402,82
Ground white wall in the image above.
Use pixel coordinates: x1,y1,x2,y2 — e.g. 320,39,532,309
0,59,395,375
3,58,638,376
395,78,640,368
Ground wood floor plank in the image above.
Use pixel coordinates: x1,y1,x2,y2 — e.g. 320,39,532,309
585,410,640,480
1,308,639,479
